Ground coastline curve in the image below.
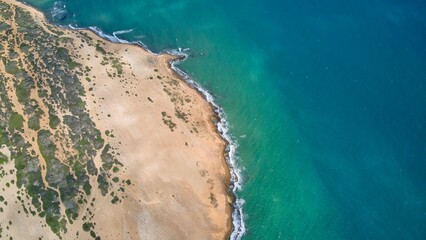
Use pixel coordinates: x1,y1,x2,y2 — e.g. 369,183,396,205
20,1,246,238
84,25,247,240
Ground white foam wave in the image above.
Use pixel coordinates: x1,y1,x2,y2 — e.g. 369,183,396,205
50,1,67,20
88,26,130,44
230,198,246,239
84,26,155,54
68,24,81,30
113,29,134,38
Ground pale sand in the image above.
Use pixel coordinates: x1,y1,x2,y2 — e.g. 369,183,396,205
1,0,233,239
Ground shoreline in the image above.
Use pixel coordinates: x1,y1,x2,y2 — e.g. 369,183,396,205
69,10,246,240
50,4,247,239
7,0,245,238
168,58,246,240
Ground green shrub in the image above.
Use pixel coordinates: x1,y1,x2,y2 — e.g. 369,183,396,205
9,112,24,132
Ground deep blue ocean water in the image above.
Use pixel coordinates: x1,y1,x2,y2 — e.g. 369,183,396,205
24,0,426,239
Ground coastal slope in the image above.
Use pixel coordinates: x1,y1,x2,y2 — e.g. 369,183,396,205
0,0,232,239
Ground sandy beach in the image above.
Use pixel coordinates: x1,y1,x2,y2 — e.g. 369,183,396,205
0,0,233,239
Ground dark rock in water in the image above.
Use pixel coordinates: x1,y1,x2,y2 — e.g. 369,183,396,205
54,11,67,21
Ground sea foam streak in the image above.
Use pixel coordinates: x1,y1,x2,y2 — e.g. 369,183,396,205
68,24,246,240
50,1,67,20
113,29,134,39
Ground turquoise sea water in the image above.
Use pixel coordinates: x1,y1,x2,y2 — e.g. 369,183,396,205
23,0,426,239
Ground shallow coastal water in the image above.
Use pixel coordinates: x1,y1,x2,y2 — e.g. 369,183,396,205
23,0,426,239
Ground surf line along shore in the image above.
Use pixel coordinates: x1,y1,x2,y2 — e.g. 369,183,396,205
0,0,237,239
